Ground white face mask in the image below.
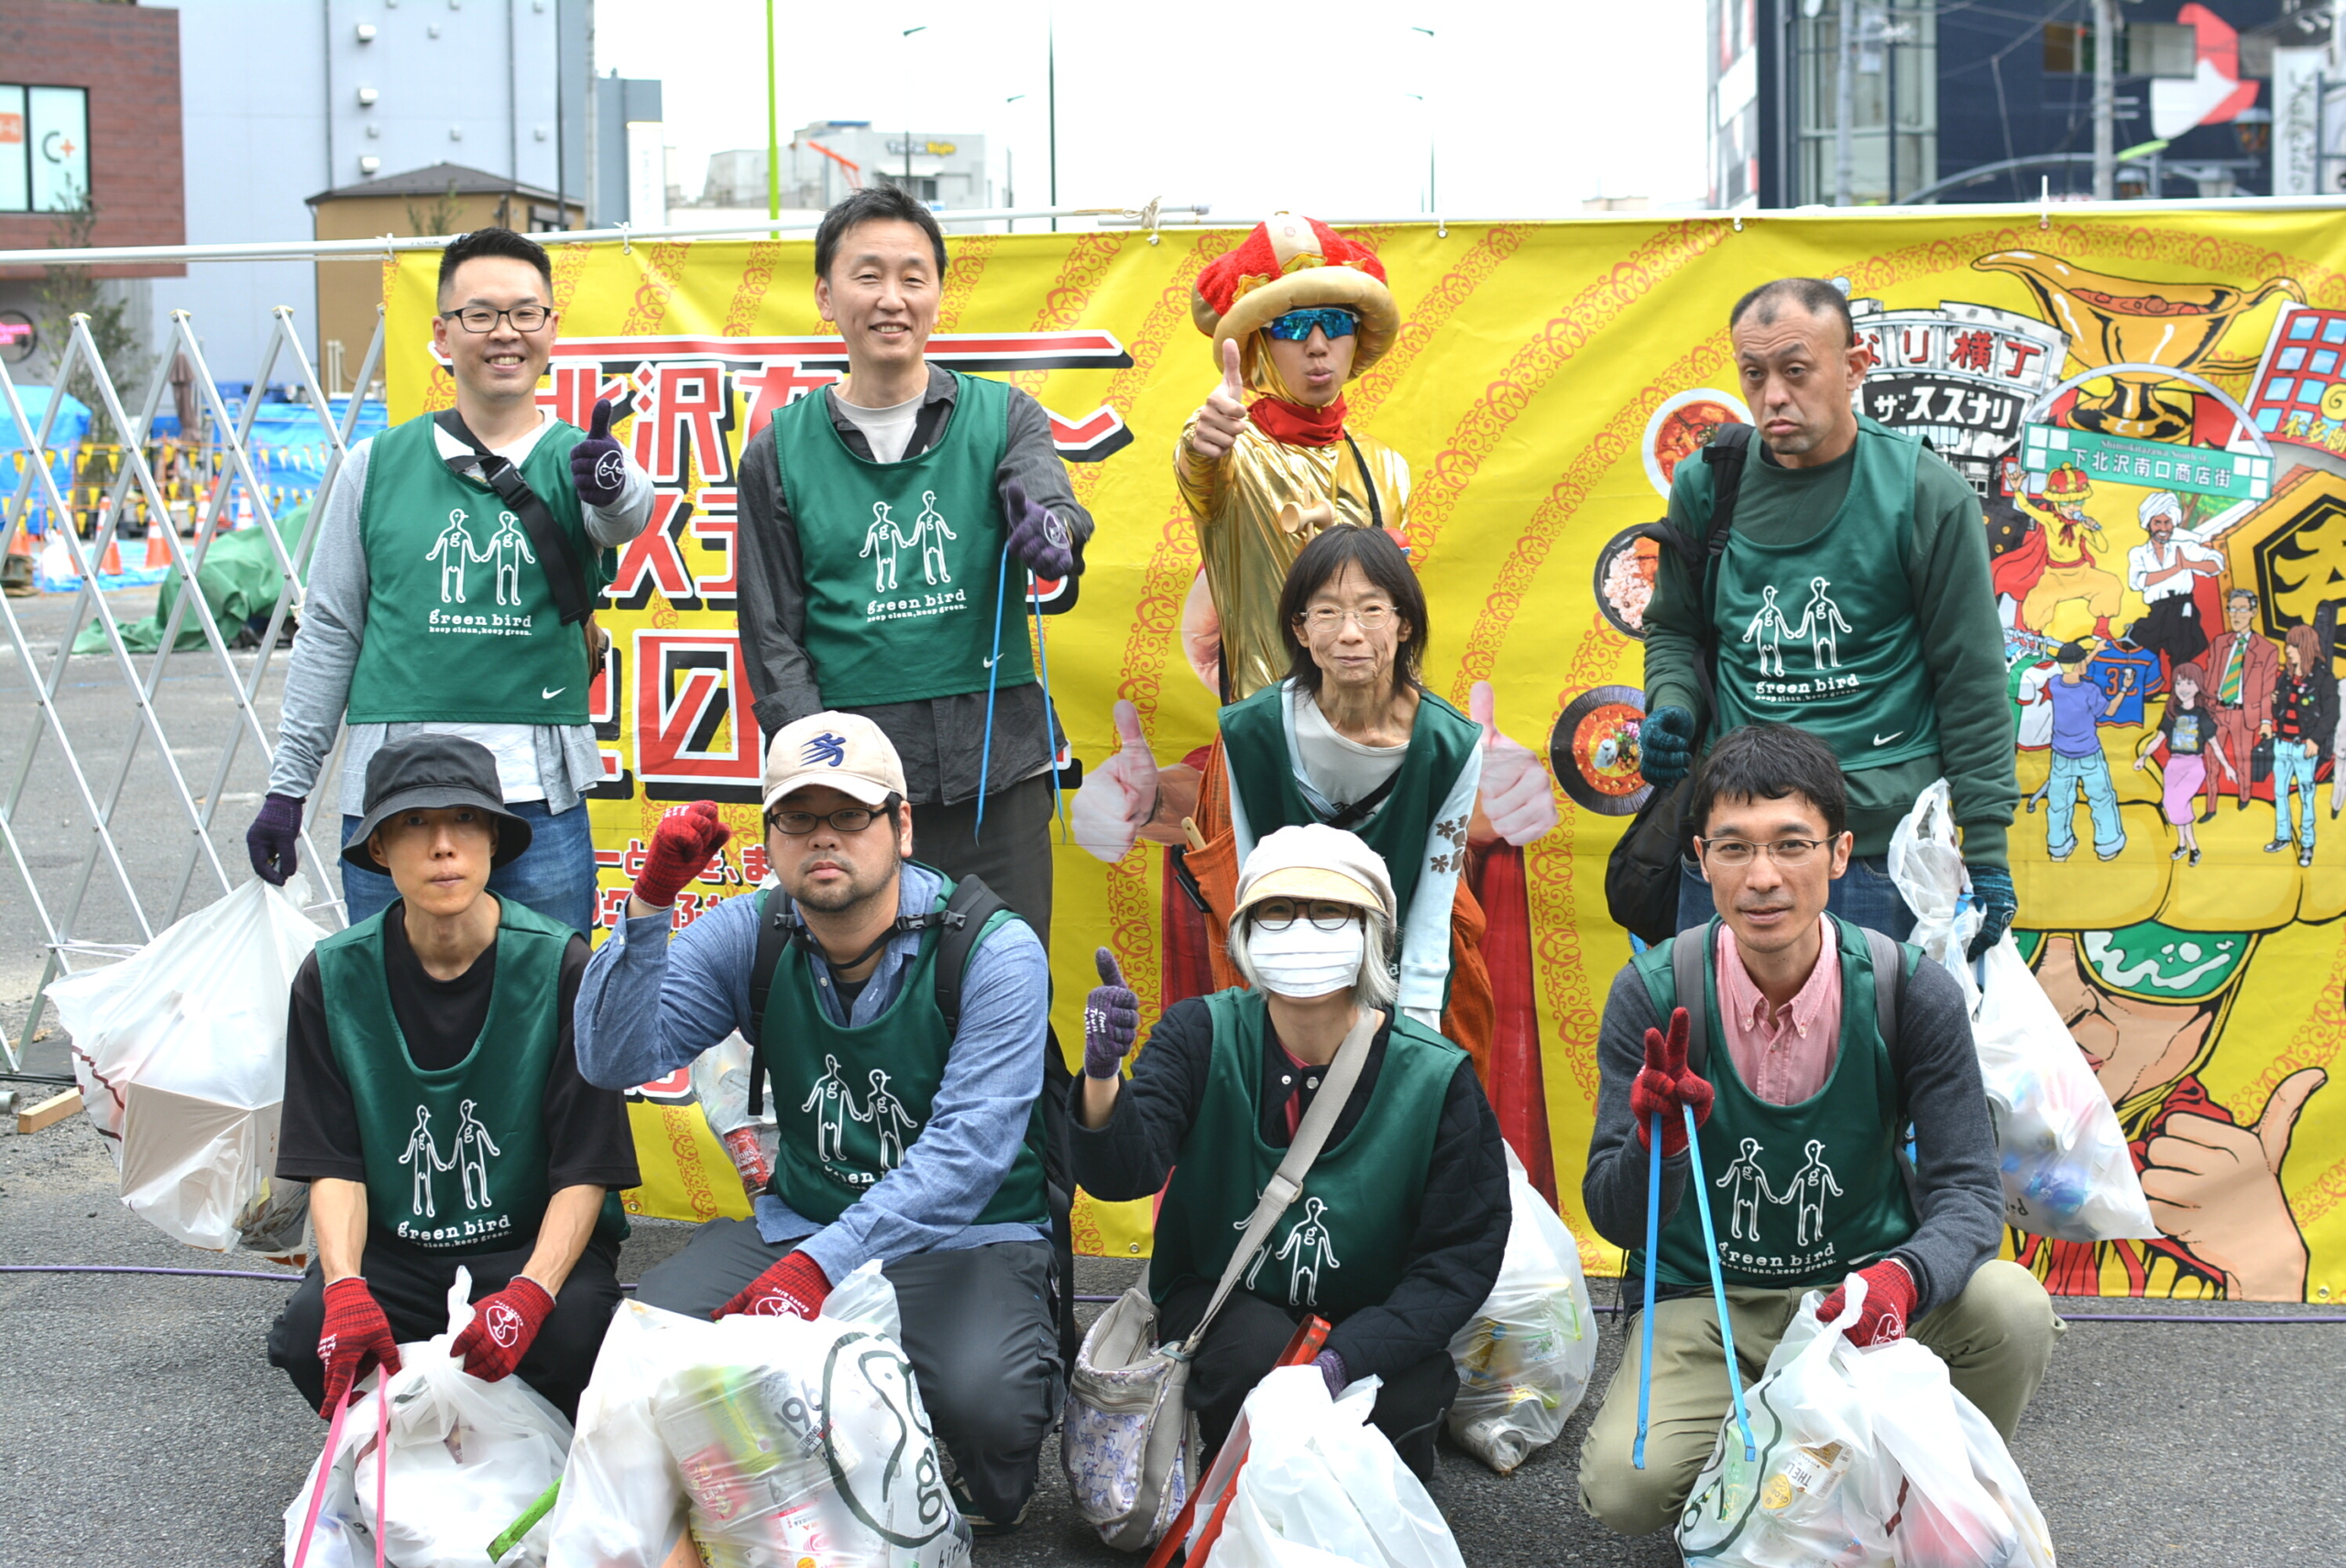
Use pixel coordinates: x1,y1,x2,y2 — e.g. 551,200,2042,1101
1246,916,1365,999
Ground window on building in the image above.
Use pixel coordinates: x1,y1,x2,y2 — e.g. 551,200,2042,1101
1793,5,1937,205
2045,21,2197,79
0,84,91,214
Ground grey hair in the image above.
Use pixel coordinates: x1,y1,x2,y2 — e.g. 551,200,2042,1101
1228,903,1399,1011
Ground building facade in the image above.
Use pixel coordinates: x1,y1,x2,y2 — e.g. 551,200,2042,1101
1708,0,2308,210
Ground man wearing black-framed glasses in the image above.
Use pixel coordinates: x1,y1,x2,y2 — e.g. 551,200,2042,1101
575,709,1060,1532
250,227,653,936
1579,721,2055,1540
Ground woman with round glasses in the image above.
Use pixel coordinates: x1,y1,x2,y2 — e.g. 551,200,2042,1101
1175,213,1407,703
1071,824,1507,1482
1191,525,1495,1071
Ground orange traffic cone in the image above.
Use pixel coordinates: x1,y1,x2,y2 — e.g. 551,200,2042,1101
98,537,123,576
1,520,33,596
143,521,172,568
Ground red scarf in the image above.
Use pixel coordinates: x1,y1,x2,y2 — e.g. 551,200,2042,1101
1248,395,1349,448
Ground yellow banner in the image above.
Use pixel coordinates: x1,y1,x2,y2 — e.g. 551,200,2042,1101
388,211,2346,1300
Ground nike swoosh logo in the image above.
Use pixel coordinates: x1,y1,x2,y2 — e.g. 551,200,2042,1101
1873,731,1904,747
543,687,566,699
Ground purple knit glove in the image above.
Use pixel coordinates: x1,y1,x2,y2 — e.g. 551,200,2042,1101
1083,948,1140,1080
1001,476,1073,581
246,793,304,885
1313,1349,1348,1398
569,396,629,507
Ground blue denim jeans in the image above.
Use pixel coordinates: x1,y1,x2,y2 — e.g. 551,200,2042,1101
2045,751,2125,861
338,797,599,934
1674,851,1916,942
2273,742,2319,847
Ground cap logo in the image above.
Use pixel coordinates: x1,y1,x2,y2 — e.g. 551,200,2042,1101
802,731,850,768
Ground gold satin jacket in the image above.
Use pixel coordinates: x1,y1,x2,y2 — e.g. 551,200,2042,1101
1175,416,1412,701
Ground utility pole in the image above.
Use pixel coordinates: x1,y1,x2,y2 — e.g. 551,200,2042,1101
765,0,780,232
1835,0,1856,205
2092,0,2118,199
1047,15,1059,232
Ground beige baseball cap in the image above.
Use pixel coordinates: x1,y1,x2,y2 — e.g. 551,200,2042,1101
763,712,907,811
1233,823,1397,924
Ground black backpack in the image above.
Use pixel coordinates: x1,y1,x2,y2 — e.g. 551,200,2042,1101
1605,425,1753,945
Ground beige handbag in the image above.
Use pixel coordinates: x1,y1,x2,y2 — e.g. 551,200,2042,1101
1059,1007,1379,1552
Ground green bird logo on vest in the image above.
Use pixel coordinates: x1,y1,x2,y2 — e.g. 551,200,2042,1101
481,510,537,607
1715,1135,1846,1259
394,1099,503,1225
803,1054,925,1185
1238,1193,1344,1308
428,510,478,605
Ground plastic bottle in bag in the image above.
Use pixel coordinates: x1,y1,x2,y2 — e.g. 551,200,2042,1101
1444,1147,1599,1475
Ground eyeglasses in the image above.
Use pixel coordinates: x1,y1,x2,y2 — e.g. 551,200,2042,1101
1698,837,1831,868
1296,604,1394,633
441,303,554,334
1263,307,1358,343
765,794,902,836
1249,898,1359,931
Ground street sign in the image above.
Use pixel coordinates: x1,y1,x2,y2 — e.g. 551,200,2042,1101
2020,422,2272,501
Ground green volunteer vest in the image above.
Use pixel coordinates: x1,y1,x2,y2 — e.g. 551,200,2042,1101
315,897,626,1253
771,373,1034,707
1710,418,1939,773
1628,915,1918,1291
756,872,1048,1228
345,413,609,726
1218,680,1480,974
1151,990,1461,1320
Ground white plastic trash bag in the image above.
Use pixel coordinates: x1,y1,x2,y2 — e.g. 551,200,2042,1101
1886,779,1982,973
546,1261,970,1568
1888,784,2155,1244
283,1267,574,1568
1677,1281,2055,1568
1194,1366,1465,1568
1444,1146,1598,1474
50,873,327,1252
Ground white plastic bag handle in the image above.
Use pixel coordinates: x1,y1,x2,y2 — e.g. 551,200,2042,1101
291,1386,387,1568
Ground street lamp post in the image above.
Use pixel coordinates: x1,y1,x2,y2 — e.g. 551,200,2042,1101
1410,27,1436,214
903,25,927,191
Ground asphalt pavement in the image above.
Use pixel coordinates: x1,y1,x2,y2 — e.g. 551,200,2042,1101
5,594,2345,1564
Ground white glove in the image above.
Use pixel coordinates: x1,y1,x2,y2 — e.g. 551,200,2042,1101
1071,699,1161,862
1471,680,1560,847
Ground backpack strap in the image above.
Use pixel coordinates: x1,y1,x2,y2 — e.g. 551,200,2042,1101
432,408,594,627
1862,927,1905,1054
931,873,1013,1034
1672,923,1711,1079
1632,422,1752,715
744,888,793,1119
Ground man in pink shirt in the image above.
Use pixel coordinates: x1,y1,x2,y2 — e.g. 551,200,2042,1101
1577,722,2058,1540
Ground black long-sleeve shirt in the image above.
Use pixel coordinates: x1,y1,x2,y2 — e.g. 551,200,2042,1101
734,366,1095,806
1069,999,1509,1382
1583,953,2001,1317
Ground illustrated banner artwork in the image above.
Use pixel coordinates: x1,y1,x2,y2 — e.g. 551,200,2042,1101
386,212,2346,1299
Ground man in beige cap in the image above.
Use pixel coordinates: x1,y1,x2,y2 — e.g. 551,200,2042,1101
1069,823,1508,1482
576,711,1061,1531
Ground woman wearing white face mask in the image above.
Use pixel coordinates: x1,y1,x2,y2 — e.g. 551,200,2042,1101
1069,824,1509,1482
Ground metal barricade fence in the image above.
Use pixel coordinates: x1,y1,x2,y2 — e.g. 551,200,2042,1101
0,305,386,1069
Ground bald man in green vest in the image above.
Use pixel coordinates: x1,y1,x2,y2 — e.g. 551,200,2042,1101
1638,277,2019,956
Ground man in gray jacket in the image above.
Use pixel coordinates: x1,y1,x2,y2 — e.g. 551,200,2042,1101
733,185,1090,945
247,227,653,933
1577,721,2059,1539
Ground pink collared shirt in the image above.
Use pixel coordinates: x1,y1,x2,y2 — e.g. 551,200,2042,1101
1715,916,1843,1105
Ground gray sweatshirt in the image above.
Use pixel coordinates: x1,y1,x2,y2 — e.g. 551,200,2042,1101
269,414,653,817
1583,948,2002,1318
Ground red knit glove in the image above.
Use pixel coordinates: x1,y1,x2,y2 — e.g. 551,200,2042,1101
317,1277,402,1414
634,800,731,908
1630,1006,1714,1157
449,1275,556,1383
717,1251,830,1321
1818,1258,1917,1347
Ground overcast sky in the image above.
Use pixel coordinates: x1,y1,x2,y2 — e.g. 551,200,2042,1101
594,0,1713,220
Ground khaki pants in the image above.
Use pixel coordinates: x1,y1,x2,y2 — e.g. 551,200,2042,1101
1578,1260,2062,1538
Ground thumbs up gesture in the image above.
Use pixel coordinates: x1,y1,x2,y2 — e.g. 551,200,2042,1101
569,394,630,507
1469,680,1561,847
1070,700,1164,862
1083,948,1142,1080
1187,337,1251,463
2140,1067,2326,1299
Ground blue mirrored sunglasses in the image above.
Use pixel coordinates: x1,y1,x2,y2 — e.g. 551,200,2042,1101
1262,307,1358,342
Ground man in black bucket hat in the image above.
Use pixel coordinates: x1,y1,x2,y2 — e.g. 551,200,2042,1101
267,734,639,1421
